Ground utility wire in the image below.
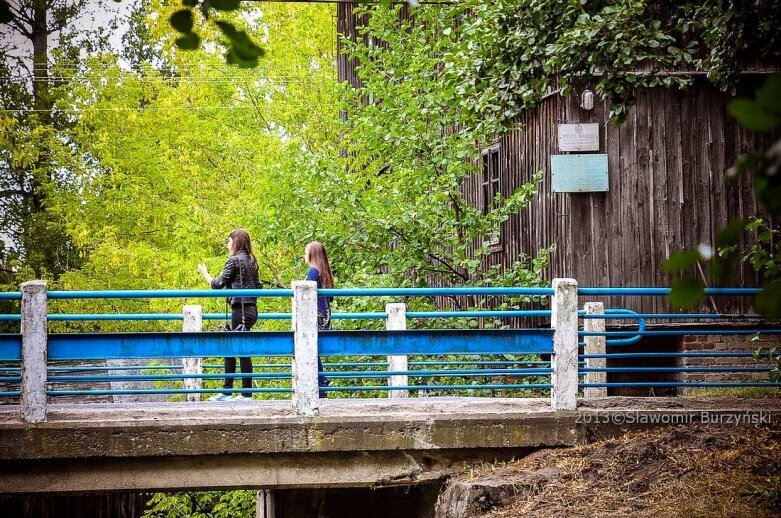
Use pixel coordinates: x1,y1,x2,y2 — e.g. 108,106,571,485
0,103,338,113
0,76,338,82
236,0,452,4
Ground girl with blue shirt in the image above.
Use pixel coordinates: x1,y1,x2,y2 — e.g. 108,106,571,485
304,241,333,397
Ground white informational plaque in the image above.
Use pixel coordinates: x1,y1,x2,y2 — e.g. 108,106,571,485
558,123,600,152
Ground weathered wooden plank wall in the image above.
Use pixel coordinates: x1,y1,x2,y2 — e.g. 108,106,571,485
336,2,363,88
337,2,411,88
470,79,776,313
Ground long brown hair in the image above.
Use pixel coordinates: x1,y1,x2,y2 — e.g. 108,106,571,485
229,228,257,266
305,241,334,288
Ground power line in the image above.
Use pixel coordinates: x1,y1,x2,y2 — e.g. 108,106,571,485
28,63,335,69
0,76,339,82
236,0,452,4
4,70,339,79
18,63,340,77
0,104,337,113
31,59,334,65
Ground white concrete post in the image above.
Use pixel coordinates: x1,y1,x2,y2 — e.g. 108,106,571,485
386,303,408,398
182,305,203,402
256,490,275,518
21,280,47,423
551,278,578,411
292,280,319,417
584,302,607,398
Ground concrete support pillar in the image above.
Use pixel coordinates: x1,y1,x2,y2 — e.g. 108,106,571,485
256,490,275,518
584,302,607,398
292,281,319,417
21,280,47,423
386,303,408,398
551,278,578,411
182,305,203,402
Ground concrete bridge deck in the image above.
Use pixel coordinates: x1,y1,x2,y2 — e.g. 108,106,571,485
1,397,779,494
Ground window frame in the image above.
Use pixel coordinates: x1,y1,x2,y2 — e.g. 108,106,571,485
481,145,502,249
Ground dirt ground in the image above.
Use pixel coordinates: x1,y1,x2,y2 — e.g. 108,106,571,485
469,423,780,517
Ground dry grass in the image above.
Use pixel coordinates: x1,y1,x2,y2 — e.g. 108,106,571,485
682,387,781,399
481,425,781,517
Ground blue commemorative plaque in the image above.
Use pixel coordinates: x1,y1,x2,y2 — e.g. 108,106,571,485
551,154,609,193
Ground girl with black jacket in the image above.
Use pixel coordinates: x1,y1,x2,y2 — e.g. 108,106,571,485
198,228,261,401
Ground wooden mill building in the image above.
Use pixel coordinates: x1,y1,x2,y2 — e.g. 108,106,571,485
334,2,780,394
336,2,778,315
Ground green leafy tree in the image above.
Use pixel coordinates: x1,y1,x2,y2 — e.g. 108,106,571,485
444,0,781,126
265,3,550,311
47,0,338,324
0,0,106,280
143,490,256,518
166,0,264,67
163,0,420,66
0,0,125,327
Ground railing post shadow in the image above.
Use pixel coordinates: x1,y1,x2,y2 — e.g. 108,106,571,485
583,302,607,398
292,280,319,417
551,278,578,411
21,280,47,423
182,304,203,402
386,303,408,398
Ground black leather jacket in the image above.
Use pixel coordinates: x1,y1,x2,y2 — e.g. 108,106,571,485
210,252,261,306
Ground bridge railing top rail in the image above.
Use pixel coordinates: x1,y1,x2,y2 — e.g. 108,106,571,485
0,286,558,301
0,285,764,300
577,287,761,296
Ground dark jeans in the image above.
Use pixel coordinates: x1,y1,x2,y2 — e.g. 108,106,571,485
318,312,331,398
223,304,258,395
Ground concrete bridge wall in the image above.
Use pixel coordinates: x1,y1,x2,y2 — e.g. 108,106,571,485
2,397,780,495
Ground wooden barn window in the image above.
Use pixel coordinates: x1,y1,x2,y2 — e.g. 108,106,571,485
482,146,502,248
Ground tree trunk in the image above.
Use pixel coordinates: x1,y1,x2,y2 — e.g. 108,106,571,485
26,1,51,275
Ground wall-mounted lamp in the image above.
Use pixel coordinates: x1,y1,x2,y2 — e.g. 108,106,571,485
580,89,595,111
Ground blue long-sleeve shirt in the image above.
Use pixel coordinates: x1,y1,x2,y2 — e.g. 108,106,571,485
306,267,332,316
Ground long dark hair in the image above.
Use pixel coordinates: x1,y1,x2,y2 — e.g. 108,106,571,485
305,241,334,288
229,228,257,266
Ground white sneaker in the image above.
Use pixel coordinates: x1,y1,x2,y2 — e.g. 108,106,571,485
208,394,233,401
235,395,253,402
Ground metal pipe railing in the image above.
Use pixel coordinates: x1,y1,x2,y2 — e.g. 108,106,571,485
2,281,778,421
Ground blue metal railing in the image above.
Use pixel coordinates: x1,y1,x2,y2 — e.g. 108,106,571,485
46,289,294,299
0,286,559,400
578,287,762,296
318,287,554,297
575,287,779,393
0,360,560,371
1,285,779,402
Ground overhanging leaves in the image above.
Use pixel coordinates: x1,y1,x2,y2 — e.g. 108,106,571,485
175,32,201,50
0,0,12,24
728,99,781,132
215,20,265,67
211,0,241,11
755,280,781,319
755,74,781,114
169,9,194,34
715,218,745,248
663,249,700,273
669,278,705,310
